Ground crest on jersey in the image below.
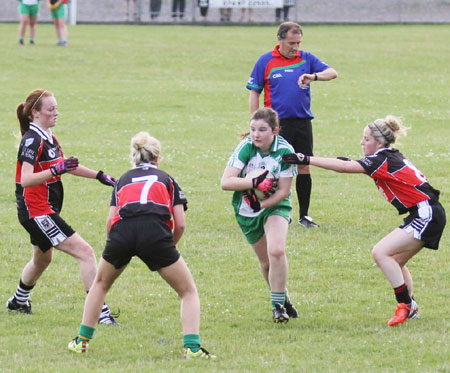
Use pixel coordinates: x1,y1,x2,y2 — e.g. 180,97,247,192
25,138,34,147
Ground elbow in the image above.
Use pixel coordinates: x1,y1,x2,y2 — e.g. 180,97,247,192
220,178,231,191
174,224,185,238
332,70,338,79
21,179,32,188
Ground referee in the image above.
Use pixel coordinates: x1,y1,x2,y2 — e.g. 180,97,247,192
247,22,338,228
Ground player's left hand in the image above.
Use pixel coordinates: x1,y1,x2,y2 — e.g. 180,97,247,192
243,190,261,212
282,153,310,165
96,170,116,187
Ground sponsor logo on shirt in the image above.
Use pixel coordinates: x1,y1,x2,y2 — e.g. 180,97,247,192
272,73,283,79
25,138,34,147
284,69,294,72
360,158,372,167
22,148,35,161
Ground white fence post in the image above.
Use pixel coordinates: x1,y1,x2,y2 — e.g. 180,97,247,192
68,0,77,25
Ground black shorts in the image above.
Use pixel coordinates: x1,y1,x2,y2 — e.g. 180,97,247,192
279,118,314,156
400,200,446,250
21,214,75,253
103,215,180,271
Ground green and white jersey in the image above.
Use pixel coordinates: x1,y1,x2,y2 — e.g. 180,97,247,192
228,135,296,218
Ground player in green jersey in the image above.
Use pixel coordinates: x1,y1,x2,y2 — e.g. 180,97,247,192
221,108,298,323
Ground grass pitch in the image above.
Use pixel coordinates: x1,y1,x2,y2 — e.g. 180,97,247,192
0,23,449,372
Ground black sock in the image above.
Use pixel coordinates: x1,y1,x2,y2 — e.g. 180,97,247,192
394,284,411,304
297,174,312,217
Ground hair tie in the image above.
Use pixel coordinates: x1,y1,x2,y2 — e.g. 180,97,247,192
372,122,391,144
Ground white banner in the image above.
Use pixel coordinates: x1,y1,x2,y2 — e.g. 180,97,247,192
209,0,284,8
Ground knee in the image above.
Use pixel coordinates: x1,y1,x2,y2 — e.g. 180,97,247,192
268,246,286,261
372,245,383,264
34,253,52,268
89,275,110,293
78,243,96,263
178,282,198,299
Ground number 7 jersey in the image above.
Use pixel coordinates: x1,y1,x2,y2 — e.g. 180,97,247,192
110,163,187,229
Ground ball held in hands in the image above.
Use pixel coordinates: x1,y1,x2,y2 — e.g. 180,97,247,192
246,168,277,200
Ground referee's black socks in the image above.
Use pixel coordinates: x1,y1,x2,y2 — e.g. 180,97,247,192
297,174,312,218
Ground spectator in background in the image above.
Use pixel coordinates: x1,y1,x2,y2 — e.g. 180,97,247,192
47,0,68,46
198,0,209,22
150,0,162,20
18,0,40,45
239,7,253,23
275,0,294,22
172,0,185,20
219,7,232,22
125,0,137,21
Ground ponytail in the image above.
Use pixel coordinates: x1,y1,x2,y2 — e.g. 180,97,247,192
17,103,30,136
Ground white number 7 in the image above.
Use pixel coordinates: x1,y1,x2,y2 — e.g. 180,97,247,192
131,175,158,204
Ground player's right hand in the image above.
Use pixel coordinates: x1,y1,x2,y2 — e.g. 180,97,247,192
50,157,79,176
243,190,261,212
282,153,310,165
252,170,274,194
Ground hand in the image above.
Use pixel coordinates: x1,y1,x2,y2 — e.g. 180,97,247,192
337,156,352,161
282,153,310,165
298,74,314,89
252,170,274,194
243,190,261,212
96,170,116,187
50,157,79,176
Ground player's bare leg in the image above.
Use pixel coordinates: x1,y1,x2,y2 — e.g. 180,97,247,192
57,233,97,291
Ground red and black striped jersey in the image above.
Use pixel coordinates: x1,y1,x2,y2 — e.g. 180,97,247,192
16,124,65,223
357,148,439,214
110,163,187,229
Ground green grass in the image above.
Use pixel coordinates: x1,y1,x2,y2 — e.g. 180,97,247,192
0,23,449,372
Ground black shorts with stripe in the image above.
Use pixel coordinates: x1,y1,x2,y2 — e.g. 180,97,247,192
400,200,446,250
103,215,180,271
279,117,314,156
21,214,75,252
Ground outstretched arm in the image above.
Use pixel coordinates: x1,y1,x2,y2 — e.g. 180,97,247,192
311,157,365,173
283,153,365,174
69,165,116,186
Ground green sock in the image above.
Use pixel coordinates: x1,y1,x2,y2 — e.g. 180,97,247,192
78,324,95,343
19,38,24,44
183,334,201,353
271,291,286,307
